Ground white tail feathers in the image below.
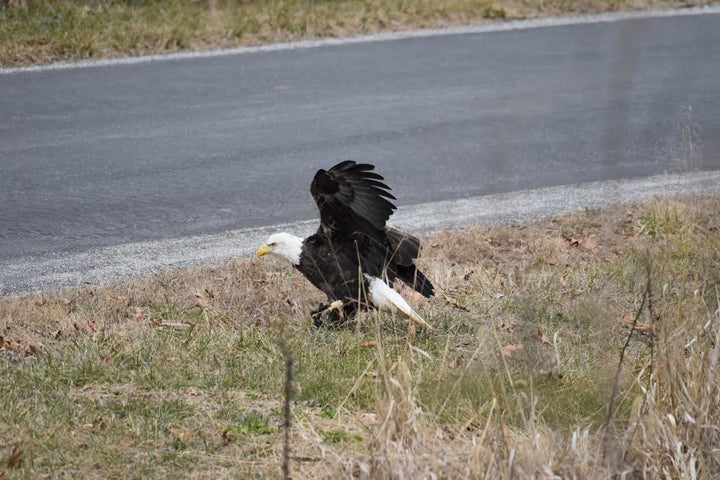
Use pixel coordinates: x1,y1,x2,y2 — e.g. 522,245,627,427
364,275,432,330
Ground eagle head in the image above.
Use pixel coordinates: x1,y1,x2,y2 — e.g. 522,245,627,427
256,232,303,266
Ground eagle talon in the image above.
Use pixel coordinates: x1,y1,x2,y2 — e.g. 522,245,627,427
311,303,329,316
311,300,348,328
328,300,345,318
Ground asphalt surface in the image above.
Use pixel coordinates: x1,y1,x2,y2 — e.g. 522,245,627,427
1,7,720,295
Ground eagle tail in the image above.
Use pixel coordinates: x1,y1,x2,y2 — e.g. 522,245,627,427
385,227,435,298
396,265,435,298
364,275,432,330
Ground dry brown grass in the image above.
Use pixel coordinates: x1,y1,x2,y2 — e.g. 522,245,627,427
2,193,720,478
0,0,713,68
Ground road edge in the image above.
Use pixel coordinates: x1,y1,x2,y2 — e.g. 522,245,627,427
2,170,720,296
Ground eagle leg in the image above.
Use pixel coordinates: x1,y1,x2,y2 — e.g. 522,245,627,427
311,300,349,328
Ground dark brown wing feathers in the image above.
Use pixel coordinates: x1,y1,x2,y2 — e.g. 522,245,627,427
311,161,396,233
305,160,435,302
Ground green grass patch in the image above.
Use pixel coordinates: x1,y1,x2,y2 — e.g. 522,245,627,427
321,429,363,443
1,0,712,67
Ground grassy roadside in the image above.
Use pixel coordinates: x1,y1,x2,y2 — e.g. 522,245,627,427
2,193,719,478
0,0,714,67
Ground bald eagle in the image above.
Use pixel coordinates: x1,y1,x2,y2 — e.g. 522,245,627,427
257,160,434,328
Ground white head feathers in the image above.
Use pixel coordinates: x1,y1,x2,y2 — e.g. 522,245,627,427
257,232,303,266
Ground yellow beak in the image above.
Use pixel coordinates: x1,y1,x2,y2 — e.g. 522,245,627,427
256,244,271,257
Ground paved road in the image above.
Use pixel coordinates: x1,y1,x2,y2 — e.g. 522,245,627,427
1,8,719,294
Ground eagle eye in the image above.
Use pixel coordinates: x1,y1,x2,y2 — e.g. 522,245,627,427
269,242,277,247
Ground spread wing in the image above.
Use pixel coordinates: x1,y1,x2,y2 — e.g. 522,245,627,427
310,160,396,238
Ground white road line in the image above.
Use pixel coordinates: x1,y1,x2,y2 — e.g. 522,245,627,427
2,5,719,75
2,170,719,296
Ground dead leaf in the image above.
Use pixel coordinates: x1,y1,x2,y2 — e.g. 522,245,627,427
360,341,378,348
285,298,298,313
403,288,424,303
86,320,98,333
6,443,21,468
179,429,197,442
619,313,635,324
563,235,581,247
448,356,463,368
132,307,145,321
439,292,469,312
440,425,457,441
634,323,653,333
206,431,227,448
582,235,599,250
499,319,516,333
500,344,524,358
119,435,133,448
564,233,599,249
194,293,207,308
221,429,235,444
2,339,38,357
406,324,416,343
170,427,197,442
536,329,552,345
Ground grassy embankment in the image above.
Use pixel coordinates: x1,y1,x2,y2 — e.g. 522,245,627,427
2,0,719,477
2,194,719,478
0,0,713,67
